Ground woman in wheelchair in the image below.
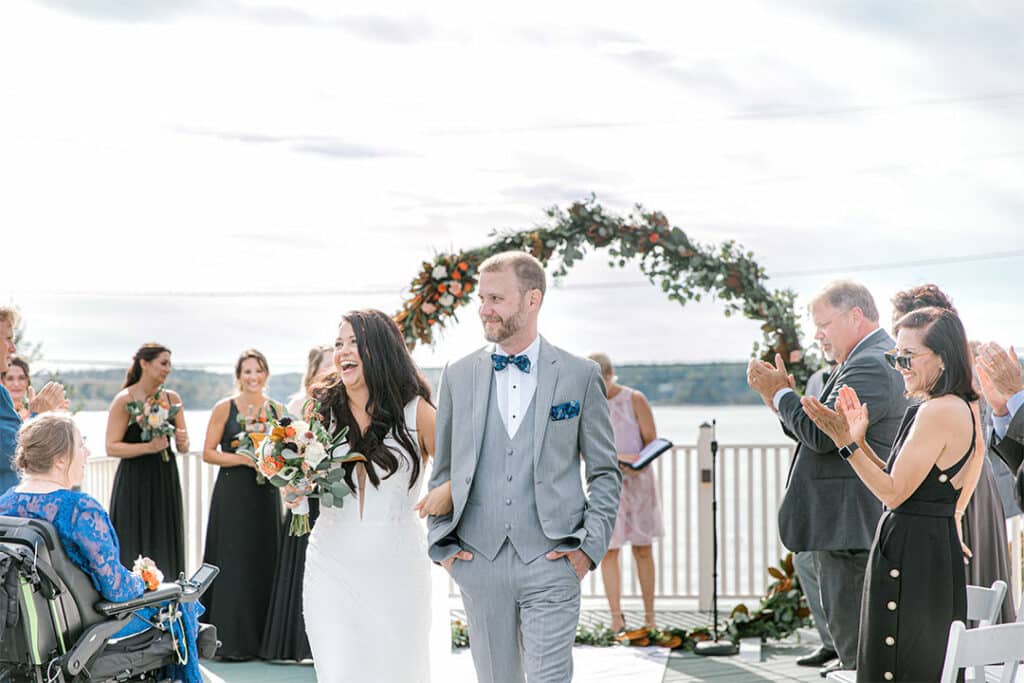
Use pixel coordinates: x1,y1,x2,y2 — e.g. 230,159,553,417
0,413,205,683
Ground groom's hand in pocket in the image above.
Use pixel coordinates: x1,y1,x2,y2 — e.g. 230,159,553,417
547,549,589,581
442,549,473,574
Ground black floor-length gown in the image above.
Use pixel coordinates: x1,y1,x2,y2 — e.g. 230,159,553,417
109,422,185,578
857,403,973,682
259,498,320,661
961,454,1015,623
202,400,282,660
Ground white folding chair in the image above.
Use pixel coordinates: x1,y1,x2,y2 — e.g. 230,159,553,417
981,589,1024,682
968,580,1008,628
829,581,1009,683
940,620,1024,683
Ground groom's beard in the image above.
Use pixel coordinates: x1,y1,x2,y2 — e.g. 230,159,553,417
482,304,527,344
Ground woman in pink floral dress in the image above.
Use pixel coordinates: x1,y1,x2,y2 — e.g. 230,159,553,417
590,353,665,632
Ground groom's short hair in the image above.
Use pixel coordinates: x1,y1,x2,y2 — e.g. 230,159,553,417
479,251,546,296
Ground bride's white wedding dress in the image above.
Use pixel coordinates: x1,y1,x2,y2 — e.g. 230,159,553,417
304,397,444,682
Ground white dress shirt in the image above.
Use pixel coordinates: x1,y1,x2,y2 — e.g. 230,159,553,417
493,336,540,439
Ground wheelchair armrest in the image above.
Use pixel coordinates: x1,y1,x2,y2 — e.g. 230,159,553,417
95,583,183,617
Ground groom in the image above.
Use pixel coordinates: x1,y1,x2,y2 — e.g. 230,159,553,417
428,251,621,683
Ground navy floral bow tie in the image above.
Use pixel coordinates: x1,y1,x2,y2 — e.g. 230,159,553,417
491,353,531,373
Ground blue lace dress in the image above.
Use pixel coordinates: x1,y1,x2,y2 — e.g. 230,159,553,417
0,489,204,683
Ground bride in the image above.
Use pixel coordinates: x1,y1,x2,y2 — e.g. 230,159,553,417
297,309,453,682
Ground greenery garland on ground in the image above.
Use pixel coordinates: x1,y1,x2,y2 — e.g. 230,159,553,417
395,197,816,385
450,553,810,650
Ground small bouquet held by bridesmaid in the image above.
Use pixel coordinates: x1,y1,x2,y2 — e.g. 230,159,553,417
244,401,364,536
125,385,181,462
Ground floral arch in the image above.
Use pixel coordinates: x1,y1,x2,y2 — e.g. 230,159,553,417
394,198,815,385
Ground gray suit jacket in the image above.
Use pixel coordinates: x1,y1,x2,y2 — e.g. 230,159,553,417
991,406,1024,510
777,328,909,552
427,337,621,567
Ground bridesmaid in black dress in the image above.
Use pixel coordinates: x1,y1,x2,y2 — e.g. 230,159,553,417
803,306,981,682
202,349,282,661
259,344,333,661
106,343,188,578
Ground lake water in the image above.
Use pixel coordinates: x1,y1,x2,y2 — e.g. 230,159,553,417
74,404,787,456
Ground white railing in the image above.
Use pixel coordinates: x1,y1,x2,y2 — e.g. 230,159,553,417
81,452,221,575
79,429,1024,607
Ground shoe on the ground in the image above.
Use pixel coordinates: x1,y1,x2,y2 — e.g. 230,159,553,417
819,659,850,678
797,646,838,667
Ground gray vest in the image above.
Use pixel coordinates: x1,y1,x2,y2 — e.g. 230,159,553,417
456,376,554,562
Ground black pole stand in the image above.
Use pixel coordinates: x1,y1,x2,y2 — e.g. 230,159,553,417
695,418,739,656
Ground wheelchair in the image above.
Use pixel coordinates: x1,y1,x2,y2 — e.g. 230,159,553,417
0,516,218,682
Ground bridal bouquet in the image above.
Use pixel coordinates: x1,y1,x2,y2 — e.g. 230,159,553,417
245,401,365,536
125,385,182,462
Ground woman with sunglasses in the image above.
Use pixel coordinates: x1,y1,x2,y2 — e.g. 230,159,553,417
891,285,1013,624
802,306,980,682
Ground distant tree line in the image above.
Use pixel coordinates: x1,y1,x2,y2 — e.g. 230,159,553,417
33,362,763,410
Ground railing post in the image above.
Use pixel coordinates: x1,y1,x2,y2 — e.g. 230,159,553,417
697,422,714,611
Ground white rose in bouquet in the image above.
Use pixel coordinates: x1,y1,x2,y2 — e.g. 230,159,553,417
304,441,328,468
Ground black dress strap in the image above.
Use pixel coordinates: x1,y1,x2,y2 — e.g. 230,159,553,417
939,397,977,479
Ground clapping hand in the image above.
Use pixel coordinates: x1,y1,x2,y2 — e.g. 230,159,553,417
414,480,453,518
746,354,796,405
801,385,868,448
976,343,1023,416
27,381,68,414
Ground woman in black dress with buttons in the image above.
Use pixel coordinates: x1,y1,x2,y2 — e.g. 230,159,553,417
106,343,189,577
803,306,981,682
201,349,283,660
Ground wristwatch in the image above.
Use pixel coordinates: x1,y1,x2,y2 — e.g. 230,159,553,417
838,442,859,460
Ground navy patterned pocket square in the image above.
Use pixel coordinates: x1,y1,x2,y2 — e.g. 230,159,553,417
550,400,580,421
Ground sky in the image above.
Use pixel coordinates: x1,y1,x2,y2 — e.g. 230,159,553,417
2,0,1022,374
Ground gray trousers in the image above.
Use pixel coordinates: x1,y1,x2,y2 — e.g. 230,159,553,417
452,540,581,683
813,549,869,669
794,551,835,651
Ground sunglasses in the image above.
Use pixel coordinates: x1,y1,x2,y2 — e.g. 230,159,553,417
884,350,929,370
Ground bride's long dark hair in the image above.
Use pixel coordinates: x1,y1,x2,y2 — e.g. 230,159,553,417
312,309,432,491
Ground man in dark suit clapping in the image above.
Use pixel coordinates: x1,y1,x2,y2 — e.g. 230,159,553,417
748,281,908,676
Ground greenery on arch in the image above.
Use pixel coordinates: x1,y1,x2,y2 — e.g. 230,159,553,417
394,198,816,385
